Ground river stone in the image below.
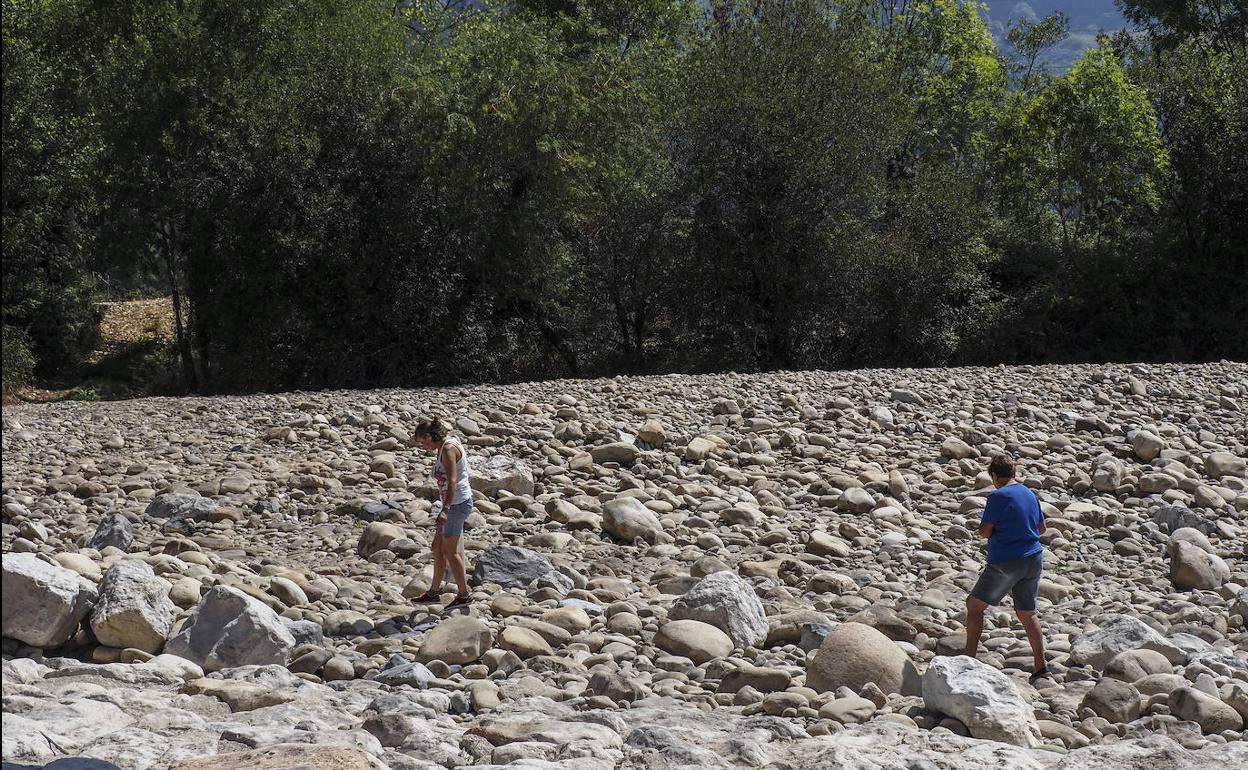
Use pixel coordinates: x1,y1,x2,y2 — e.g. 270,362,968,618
668,570,768,648
1168,686,1244,734
1130,430,1165,461
374,659,434,689
1081,678,1142,723
417,615,493,665
1205,451,1246,479
1168,540,1230,590
88,513,134,551
653,619,734,664
468,455,534,497
89,559,176,653
1,553,97,648
922,655,1041,747
165,585,296,671
357,522,405,558
590,441,641,465
1103,648,1174,682
806,622,920,696
602,496,663,544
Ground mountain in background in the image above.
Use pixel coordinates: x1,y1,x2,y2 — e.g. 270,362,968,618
981,1,1129,71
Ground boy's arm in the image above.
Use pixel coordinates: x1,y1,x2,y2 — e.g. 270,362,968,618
979,493,1001,539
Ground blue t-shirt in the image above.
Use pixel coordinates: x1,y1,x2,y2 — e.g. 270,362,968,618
981,482,1044,563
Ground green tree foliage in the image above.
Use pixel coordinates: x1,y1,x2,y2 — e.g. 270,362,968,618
1,0,1243,394
1007,11,1071,91
2,0,102,387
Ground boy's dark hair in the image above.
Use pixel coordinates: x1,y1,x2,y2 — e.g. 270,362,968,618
988,453,1016,479
414,417,447,442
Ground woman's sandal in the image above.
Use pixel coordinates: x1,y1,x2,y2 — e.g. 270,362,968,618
1028,666,1053,684
413,590,442,604
445,593,472,609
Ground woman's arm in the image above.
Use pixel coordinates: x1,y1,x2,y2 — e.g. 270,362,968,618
441,444,459,506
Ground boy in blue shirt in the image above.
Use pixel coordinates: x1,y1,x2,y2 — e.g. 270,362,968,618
964,453,1050,681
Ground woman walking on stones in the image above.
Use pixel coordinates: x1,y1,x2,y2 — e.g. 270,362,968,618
412,418,473,609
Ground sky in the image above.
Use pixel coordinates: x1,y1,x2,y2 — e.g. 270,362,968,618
979,1,1130,71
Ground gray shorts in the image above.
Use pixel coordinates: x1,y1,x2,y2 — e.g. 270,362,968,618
439,500,473,538
971,551,1043,611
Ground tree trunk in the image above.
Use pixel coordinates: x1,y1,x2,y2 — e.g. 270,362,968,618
163,246,199,392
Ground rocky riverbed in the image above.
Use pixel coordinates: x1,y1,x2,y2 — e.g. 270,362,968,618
3,362,1247,769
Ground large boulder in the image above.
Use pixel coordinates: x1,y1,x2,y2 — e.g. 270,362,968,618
1152,505,1214,535
89,560,176,653
653,619,733,664
88,513,134,552
602,497,664,544
1168,540,1230,590
922,655,1041,747
144,493,218,521
2,553,97,648
1168,686,1244,734
668,571,767,649
1069,615,1186,670
471,545,572,594
165,586,295,671
1205,451,1246,479
468,455,534,497
416,615,493,665
806,622,920,696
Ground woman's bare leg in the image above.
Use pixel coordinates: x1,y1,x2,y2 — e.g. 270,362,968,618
442,535,468,594
429,534,446,593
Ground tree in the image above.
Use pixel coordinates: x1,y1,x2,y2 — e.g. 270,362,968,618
992,40,1166,252
2,0,101,388
1006,11,1070,92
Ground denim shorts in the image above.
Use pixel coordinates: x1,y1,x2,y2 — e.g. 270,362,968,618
440,500,473,538
971,551,1043,611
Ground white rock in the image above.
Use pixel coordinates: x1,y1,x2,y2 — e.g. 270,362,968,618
1,553,97,648
922,656,1040,747
90,559,177,653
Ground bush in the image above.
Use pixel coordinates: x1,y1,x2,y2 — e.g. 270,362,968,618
62,385,102,402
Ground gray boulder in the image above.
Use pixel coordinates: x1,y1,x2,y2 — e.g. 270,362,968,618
669,571,768,648
1153,505,1214,535
88,513,134,552
144,493,218,520
165,586,295,671
1070,615,1186,669
471,545,572,594
2,553,97,648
